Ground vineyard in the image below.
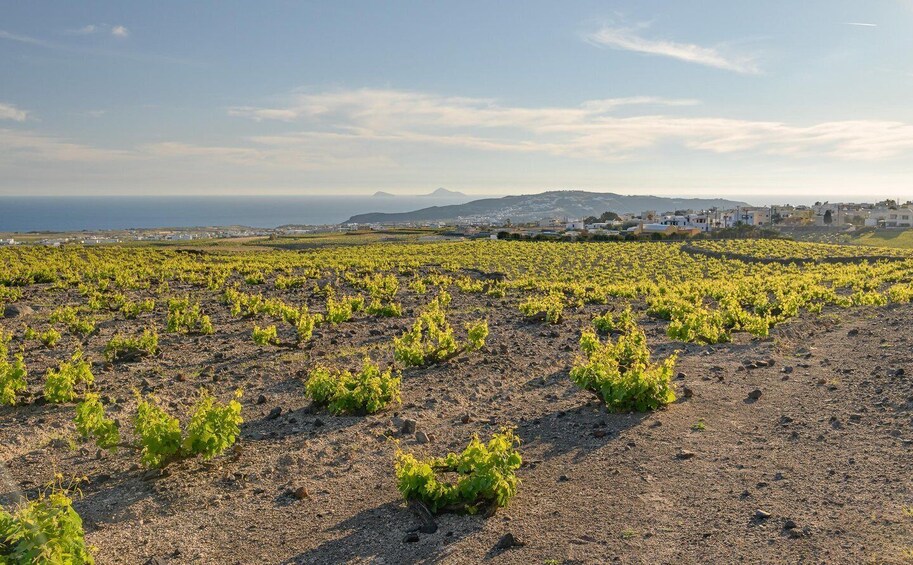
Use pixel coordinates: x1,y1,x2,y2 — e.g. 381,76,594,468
1,237,912,563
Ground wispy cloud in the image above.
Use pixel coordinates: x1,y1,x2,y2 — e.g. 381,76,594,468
228,88,913,161
69,24,98,35
68,23,130,37
0,129,129,162
0,103,29,122
0,28,191,65
844,22,878,27
5,87,913,187
583,24,761,74
0,29,53,48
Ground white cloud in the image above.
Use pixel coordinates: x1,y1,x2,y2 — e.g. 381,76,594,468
0,103,28,122
583,25,761,74
844,22,878,27
111,26,129,38
0,129,129,162
70,25,98,35
0,29,53,47
228,87,913,161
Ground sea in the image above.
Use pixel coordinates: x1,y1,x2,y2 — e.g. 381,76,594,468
0,195,474,232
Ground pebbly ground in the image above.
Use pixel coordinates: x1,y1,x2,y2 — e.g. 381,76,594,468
1,281,912,564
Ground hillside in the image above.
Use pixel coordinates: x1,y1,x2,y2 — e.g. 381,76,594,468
346,190,750,224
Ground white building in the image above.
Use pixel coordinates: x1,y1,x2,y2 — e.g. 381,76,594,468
865,207,913,228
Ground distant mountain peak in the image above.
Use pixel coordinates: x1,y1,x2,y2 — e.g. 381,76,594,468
371,191,396,198
424,187,465,197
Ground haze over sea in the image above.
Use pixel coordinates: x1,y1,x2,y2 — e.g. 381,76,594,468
0,195,474,232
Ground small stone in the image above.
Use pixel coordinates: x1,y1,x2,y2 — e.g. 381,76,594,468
593,429,607,438
49,437,69,449
292,486,309,500
415,431,430,444
403,532,420,543
313,418,325,428
676,450,696,460
493,532,524,551
755,510,771,520
558,475,570,482
3,304,34,318
682,386,694,398
783,519,797,530
747,389,762,400
257,394,267,405
460,413,472,424
266,407,282,420
402,419,417,434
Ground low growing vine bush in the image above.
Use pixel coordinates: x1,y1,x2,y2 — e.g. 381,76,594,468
252,324,279,346
305,358,401,414
166,297,214,335
44,351,94,403
393,293,488,367
571,325,677,412
395,429,522,514
103,328,158,362
0,487,94,564
519,293,564,324
76,389,243,468
0,333,28,406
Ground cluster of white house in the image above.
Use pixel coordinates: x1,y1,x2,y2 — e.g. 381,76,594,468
563,200,913,235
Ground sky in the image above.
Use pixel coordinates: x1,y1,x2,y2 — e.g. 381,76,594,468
1,0,913,202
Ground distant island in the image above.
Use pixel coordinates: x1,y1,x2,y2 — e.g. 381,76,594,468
346,190,750,224
371,188,467,199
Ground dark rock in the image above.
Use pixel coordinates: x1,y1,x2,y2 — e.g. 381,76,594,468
292,486,309,500
747,389,762,400
402,419,417,434
403,532,420,543
676,450,696,460
493,532,524,551
755,510,771,519
415,431,430,444
783,519,797,530
408,500,438,534
3,304,34,318
266,407,282,420
682,386,694,398
257,394,267,405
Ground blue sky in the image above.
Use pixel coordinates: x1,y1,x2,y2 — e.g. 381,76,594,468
1,1,912,201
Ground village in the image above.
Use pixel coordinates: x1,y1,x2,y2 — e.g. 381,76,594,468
348,199,913,239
